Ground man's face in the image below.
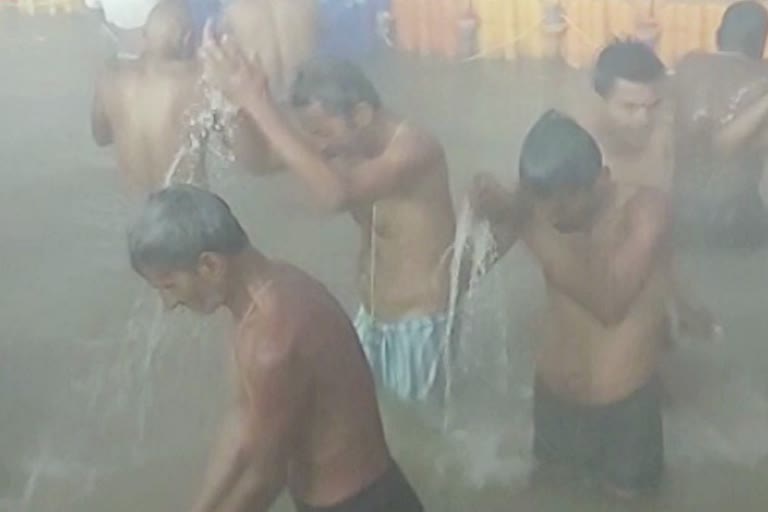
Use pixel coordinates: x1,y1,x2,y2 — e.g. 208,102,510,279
603,78,662,145
533,185,601,233
295,102,364,157
141,265,225,315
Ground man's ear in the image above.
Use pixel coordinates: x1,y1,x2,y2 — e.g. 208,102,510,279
197,252,226,281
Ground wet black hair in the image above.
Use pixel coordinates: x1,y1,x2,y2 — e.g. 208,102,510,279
717,1,768,59
128,185,250,273
290,57,382,117
593,40,666,98
519,110,603,197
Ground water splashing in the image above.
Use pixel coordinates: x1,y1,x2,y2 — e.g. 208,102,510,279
441,200,499,429
164,83,239,188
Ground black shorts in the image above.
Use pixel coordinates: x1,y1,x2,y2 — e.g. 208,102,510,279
533,378,664,493
294,462,423,512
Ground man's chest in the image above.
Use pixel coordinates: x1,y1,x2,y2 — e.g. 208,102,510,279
602,133,673,192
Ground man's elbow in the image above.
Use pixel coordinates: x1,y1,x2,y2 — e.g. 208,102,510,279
93,133,112,147
593,299,632,326
316,189,347,213
91,124,113,147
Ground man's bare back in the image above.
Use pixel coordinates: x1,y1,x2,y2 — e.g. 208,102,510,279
222,0,316,97
93,58,204,194
672,52,768,244
233,262,392,507
91,0,206,195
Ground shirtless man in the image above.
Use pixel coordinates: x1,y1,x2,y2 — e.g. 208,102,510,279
128,185,423,512
211,0,317,176
91,0,206,195
88,0,159,58
672,1,768,247
470,111,670,496
572,40,671,191
220,0,317,98
575,40,716,339
202,33,456,405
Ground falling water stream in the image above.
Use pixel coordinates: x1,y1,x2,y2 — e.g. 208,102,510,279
164,84,238,188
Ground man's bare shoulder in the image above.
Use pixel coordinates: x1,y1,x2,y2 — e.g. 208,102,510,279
98,58,138,89
237,279,302,373
390,120,445,167
675,50,711,69
239,264,334,355
372,123,447,203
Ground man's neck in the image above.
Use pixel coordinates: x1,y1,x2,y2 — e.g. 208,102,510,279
361,111,401,158
595,116,646,157
224,250,272,322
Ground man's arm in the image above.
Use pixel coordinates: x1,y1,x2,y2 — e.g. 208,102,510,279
91,71,114,146
241,94,433,211
201,30,430,210
468,173,530,267
528,190,670,326
191,413,253,512
714,89,768,155
192,330,308,512
227,112,285,175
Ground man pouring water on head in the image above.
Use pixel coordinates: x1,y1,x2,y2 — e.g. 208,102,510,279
200,28,457,406
91,0,207,195
128,185,423,512
469,111,671,497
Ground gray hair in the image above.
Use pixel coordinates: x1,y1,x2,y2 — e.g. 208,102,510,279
128,185,250,274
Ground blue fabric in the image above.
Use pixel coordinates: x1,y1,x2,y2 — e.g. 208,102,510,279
354,307,449,403
318,0,389,59
185,0,220,43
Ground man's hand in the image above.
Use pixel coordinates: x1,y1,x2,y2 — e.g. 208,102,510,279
201,23,269,109
468,172,518,224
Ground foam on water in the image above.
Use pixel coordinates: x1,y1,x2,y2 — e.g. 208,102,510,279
427,200,540,490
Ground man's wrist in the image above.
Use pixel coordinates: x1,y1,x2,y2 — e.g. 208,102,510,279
242,86,277,119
